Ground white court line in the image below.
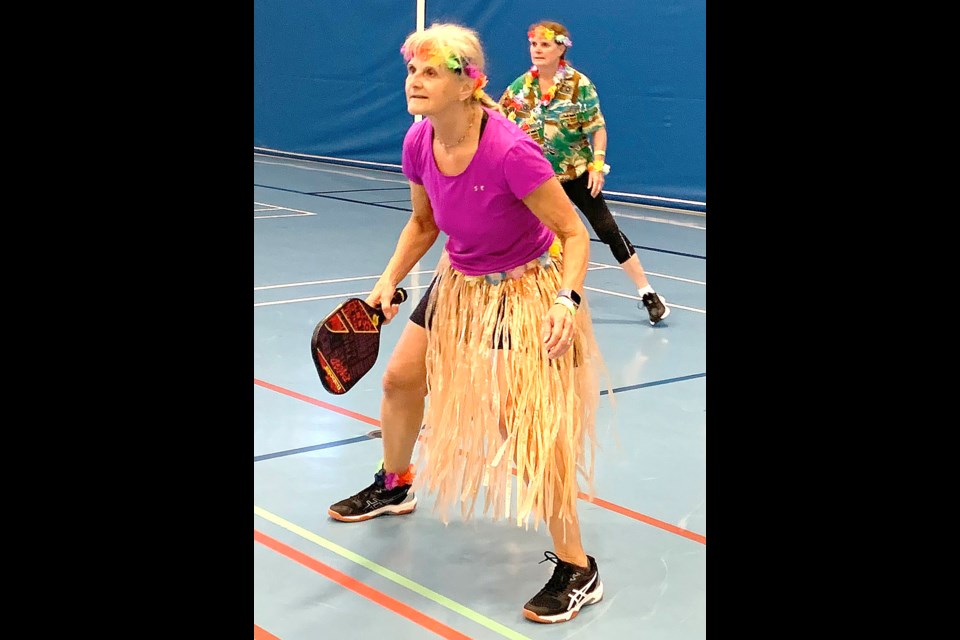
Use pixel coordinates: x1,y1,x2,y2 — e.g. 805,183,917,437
254,270,435,291
254,284,432,308
253,201,317,217
584,285,705,314
254,213,315,220
587,261,705,285
611,210,706,229
255,152,707,212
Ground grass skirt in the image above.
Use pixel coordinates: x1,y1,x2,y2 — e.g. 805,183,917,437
415,251,604,531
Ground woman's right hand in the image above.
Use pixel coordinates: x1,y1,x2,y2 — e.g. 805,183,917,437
367,277,401,324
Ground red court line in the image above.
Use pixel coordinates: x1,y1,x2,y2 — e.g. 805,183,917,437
254,624,281,640
255,529,473,640
579,492,706,545
255,378,705,545
254,378,380,427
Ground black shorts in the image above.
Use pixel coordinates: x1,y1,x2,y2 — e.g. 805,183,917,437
410,275,510,349
409,276,436,329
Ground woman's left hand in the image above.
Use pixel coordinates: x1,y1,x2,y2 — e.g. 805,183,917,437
542,303,576,359
587,169,604,198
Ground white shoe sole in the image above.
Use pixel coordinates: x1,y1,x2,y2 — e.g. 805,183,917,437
522,580,604,623
328,495,417,522
641,295,671,325
650,298,671,325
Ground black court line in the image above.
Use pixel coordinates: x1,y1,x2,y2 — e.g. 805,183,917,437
601,372,706,395
255,183,706,259
255,183,411,213
253,373,706,461
254,434,373,462
601,240,705,260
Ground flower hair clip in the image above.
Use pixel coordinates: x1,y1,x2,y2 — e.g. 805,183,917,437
555,34,573,47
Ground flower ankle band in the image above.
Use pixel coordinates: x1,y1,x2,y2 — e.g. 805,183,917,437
375,464,416,490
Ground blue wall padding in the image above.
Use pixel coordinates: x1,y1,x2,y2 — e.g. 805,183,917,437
254,0,705,207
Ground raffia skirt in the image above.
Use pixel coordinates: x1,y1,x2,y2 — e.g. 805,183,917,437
414,242,605,533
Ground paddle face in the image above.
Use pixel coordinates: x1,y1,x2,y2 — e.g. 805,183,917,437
310,288,407,395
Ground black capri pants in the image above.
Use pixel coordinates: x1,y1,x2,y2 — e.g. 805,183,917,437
562,171,637,265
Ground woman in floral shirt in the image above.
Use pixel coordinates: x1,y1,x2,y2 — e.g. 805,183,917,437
499,21,670,325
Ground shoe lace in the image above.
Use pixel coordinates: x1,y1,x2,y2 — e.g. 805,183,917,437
537,551,577,595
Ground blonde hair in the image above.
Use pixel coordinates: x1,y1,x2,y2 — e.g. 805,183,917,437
402,23,501,112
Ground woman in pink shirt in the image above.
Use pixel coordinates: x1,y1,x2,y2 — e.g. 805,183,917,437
328,23,606,624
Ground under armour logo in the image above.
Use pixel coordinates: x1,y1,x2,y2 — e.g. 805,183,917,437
473,185,485,191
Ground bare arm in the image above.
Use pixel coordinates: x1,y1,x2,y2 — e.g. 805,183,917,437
522,177,590,292
522,177,590,358
369,181,440,322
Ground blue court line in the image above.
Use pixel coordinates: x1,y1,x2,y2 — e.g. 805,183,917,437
254,434,374,462
601,372,706,395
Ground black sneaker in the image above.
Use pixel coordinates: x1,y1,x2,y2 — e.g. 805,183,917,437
640,291,671,325
523,551,603,623
327,468,417,522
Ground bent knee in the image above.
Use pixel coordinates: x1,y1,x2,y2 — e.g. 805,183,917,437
382,366,427,397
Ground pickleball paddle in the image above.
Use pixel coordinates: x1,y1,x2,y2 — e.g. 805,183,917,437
310,288,408,395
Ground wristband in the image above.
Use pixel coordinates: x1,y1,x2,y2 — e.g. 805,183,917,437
554,296,577,315
594,150,606,157
588,161,611,174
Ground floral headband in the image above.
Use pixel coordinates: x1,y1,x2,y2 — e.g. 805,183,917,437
400,43,489,96
527,26,573,47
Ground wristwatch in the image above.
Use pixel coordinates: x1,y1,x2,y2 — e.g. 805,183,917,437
556,288,581,308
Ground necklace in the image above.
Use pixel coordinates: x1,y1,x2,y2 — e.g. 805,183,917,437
525,60,570,106
436,109,476,149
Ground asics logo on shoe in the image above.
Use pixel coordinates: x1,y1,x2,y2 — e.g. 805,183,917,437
566,573,598,611
364,498,393,509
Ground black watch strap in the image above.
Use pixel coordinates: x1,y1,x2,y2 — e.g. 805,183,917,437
557,288,581,307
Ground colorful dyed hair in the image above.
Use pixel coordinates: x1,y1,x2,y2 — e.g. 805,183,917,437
527,21,573,56
400,23,499,108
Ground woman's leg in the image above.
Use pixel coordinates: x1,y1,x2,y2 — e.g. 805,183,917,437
562,174,669,324
545,444,589,568
381,320,429,473
562,173,648,286
327,316,428,521
523,432,602,624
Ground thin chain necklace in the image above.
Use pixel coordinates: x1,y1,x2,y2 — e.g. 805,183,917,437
436,108,476,149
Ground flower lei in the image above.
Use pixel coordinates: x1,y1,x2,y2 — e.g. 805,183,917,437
400,43,489,98
509,59,572,110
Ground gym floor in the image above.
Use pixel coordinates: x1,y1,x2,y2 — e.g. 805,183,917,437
254,151,706,640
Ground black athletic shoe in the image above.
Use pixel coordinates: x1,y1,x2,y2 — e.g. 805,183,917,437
523,551,604,623
327,468,417,522
640,291,671,325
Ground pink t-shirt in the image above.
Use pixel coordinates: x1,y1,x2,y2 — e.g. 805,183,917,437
402,107,556,276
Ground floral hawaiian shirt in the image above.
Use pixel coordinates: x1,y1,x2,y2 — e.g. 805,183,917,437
498,63,605,182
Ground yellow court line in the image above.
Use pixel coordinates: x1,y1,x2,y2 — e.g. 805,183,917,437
255,505,534,640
